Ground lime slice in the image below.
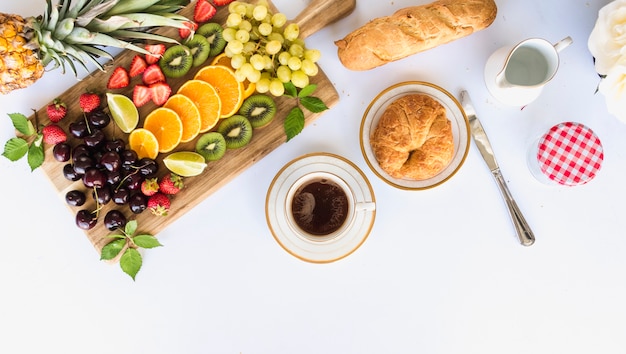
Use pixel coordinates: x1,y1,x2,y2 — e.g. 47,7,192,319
163,151,207,177
106,93,139,133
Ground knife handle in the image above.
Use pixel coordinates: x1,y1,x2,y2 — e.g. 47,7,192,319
492,170,535,246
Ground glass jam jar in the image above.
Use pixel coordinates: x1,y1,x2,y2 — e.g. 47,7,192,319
527,122,604,186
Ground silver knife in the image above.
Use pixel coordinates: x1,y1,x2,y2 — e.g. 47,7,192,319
460,90,535,246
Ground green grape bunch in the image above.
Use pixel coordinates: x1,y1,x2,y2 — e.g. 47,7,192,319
223,1,322,97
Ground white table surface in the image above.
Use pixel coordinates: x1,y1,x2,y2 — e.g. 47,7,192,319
2,0,625,353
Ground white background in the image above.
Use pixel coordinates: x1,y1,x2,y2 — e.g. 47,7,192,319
1,0,625,353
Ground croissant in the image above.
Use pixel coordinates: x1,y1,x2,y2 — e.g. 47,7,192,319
335,0,497,70
370,94,454,180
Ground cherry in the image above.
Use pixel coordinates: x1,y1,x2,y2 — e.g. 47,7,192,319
63,164,81,181
65,190,86,207
53,143,71,162
104,210,127,231
129,193,148,214
76,209,97,230
83,167,106,188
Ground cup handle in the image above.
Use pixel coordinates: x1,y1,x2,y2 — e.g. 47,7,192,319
554,36,573,52
355,201,376,212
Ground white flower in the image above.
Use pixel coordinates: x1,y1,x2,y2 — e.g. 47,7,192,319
588,0,626,75
598,60,626,123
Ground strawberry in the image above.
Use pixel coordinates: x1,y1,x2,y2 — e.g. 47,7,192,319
179,21,198,39
213,0,235,5
42,124,67,145
159,173,184,195
129,55,148,77
141,177,159,196
107,66,130,89
79,92,101,113
142,64,166,85
148,193,170,216
133,85,152,107
149,82,171,106
46,98,67,123
194,0,216,23
145,44,166,65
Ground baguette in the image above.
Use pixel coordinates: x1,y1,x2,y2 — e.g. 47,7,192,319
335,0,497,71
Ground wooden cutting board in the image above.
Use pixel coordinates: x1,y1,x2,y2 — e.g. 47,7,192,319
32,0,356,253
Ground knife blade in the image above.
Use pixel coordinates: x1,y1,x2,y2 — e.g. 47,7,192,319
460,90,535,246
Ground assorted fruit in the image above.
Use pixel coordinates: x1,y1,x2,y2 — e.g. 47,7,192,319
2,0,328,279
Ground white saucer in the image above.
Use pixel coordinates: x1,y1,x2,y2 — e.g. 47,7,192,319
265,153,376,263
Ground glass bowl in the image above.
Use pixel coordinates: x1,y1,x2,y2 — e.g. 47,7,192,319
360,81,470,190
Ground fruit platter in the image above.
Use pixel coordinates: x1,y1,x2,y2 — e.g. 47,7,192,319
4,0,354,274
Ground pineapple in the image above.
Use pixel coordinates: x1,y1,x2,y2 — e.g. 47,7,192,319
0,0,191,95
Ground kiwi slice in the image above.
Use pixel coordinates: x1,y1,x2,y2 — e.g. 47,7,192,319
217,115,253,149
238,94,277,128
159,45,193,78
185,34,211,67
196,132,226,161
197,22,227,57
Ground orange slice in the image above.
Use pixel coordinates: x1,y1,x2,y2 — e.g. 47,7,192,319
163,94,202,143
210,54,256,99
210,53,231,67
143,107,183,153
128,128,159,160
178,80,221,132
195,65,244,118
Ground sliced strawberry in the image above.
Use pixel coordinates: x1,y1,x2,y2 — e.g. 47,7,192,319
149,82,172,106
145,44,166,64
107,67,130,89
142,64,166,85
194,0,217,23
179,21,198,39
133,85,152,107
129,55,148,77
213,0,235,6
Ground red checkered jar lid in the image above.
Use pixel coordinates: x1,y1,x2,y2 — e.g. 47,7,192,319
535,122,603,186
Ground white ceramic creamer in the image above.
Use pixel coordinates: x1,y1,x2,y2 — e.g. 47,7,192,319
484,36,573,106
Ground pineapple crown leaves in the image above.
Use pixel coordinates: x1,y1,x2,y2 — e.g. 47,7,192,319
33,0,191,75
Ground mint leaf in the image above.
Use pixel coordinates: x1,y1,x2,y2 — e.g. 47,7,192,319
125,220,138,236
8,113,35,136
284,107,305,141
298,84,317,98
101,239,127,261
2,138,29,161
27,142,44,171
120,248,142,281
283,82,297,98
300,96,328,113
106,234,126,240
132,235,162,249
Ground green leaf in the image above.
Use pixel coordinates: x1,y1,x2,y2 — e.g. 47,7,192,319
283,82,297,98
298,84,317,98
106,234,127,240
2,138,29,161
120,248,142,281
300,96,329,113
284,107,305,142
100,239,127,260
8,113,35,136
125,220,138,236
27,142,44,171
132,235,162,249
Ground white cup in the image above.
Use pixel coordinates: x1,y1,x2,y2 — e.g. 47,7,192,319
285,171,375,242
